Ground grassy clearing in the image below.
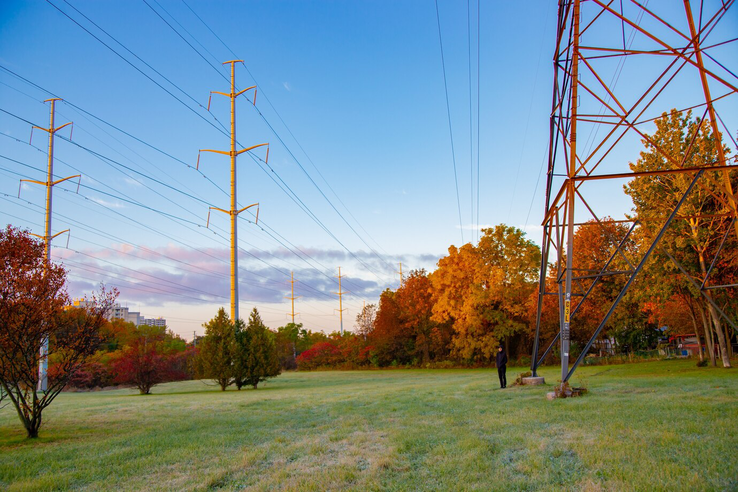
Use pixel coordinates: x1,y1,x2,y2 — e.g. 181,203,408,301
1,360,736,491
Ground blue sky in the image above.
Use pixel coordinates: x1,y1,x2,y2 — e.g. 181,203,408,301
1,1,735,338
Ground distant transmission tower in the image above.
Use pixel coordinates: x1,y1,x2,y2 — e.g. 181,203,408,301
286,271,300,324
21,98,80,393
198,60,269,322
333,267,349,335
530,0,738,390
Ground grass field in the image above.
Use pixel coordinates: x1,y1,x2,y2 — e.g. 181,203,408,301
1,360,737,491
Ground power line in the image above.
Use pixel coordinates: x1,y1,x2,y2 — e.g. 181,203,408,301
467,0,474,242
476,0,480,242
0,65,386,304
25,2,396,281
180,0,396,263
47,0,228,135
141,0,229,85
1,123,367,306
434,0,465,245
2,140,374,310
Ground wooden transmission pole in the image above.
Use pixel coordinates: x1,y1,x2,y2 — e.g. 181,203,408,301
21,98,80,392
530,0,738,391
198,60,269,322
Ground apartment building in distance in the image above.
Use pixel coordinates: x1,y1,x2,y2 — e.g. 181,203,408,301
71,299,166,328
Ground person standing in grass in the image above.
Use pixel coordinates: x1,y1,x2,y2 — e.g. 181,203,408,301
496,346,508,389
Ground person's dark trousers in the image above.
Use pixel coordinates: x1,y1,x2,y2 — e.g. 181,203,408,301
498,366,507,388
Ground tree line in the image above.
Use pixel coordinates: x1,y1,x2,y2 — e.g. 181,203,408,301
1,109,735,439
286,110,736,370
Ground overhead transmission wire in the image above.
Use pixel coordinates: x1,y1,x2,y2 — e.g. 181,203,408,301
476,0,480,242
146,1,396,279
0,95,371,310
46,0,229,135
0,109,371,313
434,0,465,245
467,0,473,242
54,0,394,288
0,99,319,287
141,0,229,86
1,149,330,306
56,0,393,287
0,10,385,307
0,194,288,310
0,206,221,309
1,65,319,283
0,149,293,298
1,154,355,328
0,107,229,232
69,0,394,288
506,3,551,225
153,0,222,67
0,122,316,297
0,64,231,197
180,0,395,262
0,187,331,317
0,163,262,288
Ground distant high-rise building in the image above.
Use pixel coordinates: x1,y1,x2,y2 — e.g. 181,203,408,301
141,317,167,328
71,299,165,328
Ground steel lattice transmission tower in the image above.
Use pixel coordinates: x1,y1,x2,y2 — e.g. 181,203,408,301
198,60,269,322
530,0,738,389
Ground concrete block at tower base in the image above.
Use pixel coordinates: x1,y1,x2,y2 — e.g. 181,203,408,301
522,376,545,385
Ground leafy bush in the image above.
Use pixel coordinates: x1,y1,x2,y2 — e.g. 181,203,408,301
111,336,189,395
68,360,112,390
296,341,342,370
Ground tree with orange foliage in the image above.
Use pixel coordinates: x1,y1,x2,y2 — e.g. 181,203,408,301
625,110,736,367
395,269,436,364
0,225,117,438
370,289,414,366
431,226,539,363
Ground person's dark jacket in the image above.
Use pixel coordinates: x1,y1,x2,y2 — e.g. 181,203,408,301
495,350,508,368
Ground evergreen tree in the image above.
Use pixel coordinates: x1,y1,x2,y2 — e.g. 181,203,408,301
241,308,281,389
232,319,249,390
196,308,235,391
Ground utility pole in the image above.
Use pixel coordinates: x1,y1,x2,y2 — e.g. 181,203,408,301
396,262,404,285
333,267,348,335
22,98,80,393
198,60,268,323
285,271,300,324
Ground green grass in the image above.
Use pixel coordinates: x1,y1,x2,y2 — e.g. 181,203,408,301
1,360,737,491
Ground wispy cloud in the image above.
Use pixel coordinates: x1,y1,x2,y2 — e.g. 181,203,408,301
283,82,292,92
89,197,125,209
123,177,143,187
60,244,442,307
